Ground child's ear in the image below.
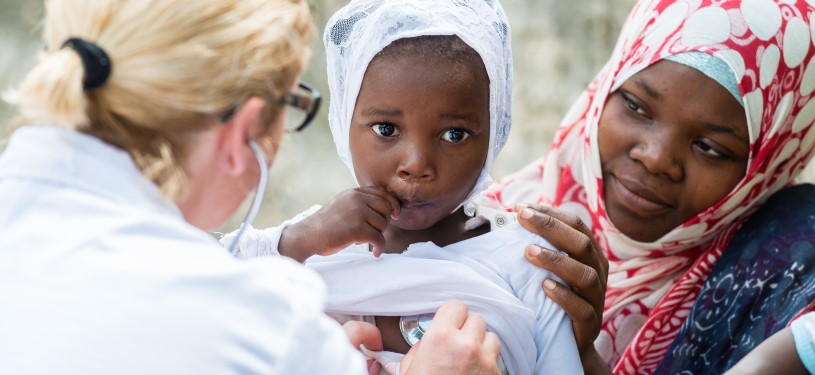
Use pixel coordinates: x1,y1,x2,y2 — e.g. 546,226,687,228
219,97,266,176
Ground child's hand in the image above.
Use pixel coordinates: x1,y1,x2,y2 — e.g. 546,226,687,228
279,186,400,262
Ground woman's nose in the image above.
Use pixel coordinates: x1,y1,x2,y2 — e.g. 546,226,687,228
628,131,684,181
396,144,435,182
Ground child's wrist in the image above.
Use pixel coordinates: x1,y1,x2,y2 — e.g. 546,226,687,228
278,223,313,263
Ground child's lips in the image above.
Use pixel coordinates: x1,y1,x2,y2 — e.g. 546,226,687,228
400,199,431,209
387,183,426,208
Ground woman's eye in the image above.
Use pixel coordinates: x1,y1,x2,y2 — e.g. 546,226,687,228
694,140,726,158
441,129,470,143
371,123,399,137
622,94,647,116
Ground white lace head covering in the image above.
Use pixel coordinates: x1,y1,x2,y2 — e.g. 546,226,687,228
324,0,513,214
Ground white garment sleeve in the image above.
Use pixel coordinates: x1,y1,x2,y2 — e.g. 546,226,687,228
220,205,322,259
278,308,369,375
792,312,815,374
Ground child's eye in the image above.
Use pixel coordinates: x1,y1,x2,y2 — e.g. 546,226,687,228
371,123,399,137
441,129,470,143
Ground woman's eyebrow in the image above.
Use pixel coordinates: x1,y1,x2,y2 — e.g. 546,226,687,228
633,76,661,99
704,122,749,145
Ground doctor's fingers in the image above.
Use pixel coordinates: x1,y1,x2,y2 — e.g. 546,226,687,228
515,203,608,287
428,300,469,331
461,311,487,343
342,320,383,351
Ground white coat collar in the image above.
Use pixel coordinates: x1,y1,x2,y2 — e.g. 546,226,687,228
0,126,181,218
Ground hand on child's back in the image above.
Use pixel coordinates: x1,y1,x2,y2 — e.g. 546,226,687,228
279,186,401,261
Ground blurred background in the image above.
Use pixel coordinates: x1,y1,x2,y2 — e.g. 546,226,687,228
1,0,812,230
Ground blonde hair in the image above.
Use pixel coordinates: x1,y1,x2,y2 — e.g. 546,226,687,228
5,0,313,199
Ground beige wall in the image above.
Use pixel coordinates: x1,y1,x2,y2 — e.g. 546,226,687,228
1,1,812,229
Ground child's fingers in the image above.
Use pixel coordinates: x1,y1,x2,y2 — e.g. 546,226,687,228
358,186,401,220
358,225,387,255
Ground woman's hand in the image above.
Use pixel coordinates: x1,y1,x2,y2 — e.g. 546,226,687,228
400,300,502,375
515,204,609,357
279,186,400,262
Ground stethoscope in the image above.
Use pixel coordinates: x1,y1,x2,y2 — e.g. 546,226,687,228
226,140,268,253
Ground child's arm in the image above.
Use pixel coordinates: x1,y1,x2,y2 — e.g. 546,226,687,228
278,186,400,262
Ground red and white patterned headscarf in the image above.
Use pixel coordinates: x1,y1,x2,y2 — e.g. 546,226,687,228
483,0,815,372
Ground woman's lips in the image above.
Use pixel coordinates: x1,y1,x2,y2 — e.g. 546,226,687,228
609,175,671,215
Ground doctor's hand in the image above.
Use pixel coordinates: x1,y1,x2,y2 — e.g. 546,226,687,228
278,186,400,262
400,300,501,375
515,204,608,362
342,320,384,375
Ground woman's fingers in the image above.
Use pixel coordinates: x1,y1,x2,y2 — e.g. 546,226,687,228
516,203,608,287
541,278,600,352
525,245,604,306
515,203,609,354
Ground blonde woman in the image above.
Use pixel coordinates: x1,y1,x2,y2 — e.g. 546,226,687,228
0,1,501,374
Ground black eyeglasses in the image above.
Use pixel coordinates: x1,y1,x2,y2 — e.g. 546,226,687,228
219,81,321,132
282,82,321,132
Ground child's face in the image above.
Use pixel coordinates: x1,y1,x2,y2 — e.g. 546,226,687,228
598,59,749,242
349,53,490,231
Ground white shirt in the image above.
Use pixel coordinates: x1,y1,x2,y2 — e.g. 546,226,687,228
0,126,366,375
233,211,583,375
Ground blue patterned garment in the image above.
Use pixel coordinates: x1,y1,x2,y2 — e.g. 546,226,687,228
655,183,815,374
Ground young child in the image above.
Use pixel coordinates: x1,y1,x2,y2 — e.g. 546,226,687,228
225,0,582,374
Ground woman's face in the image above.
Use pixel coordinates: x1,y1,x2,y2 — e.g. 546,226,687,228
349,52,490,231
179,97,287,232
598,59,749,242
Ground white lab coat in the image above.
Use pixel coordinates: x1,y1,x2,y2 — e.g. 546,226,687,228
0,126,366,375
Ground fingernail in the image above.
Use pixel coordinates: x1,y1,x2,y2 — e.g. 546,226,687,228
544,279,557,290
520,207,534,219
527,245,542,257
514,203,528,212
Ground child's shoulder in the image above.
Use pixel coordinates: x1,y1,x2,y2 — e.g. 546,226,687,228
448,221,554,257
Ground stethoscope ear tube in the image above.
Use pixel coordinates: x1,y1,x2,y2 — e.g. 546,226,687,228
227,140,268,253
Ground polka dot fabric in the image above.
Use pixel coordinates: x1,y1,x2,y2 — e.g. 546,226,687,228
482,0,815,372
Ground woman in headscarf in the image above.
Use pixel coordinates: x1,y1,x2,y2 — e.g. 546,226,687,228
482,0,815,373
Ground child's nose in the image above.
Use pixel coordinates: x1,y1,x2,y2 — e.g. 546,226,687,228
629,131,684,181
396,145,435,182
